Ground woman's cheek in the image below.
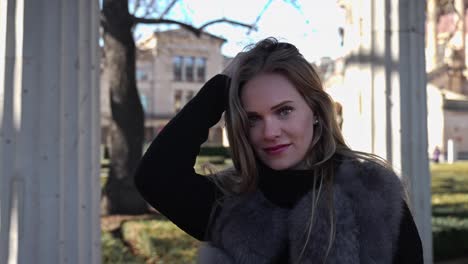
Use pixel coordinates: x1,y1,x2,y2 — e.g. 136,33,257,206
248,127,261,147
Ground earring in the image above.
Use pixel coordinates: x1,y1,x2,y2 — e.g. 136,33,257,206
314,119,319,125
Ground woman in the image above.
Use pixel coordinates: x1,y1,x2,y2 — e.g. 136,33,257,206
134,38,423,263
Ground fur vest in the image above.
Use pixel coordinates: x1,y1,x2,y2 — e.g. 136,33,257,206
197,159,405,264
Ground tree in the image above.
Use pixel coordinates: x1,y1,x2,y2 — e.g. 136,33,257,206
100,0,256,214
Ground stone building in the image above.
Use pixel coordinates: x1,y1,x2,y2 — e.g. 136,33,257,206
425,0,468,161
101,28,228,148
322,0,468,162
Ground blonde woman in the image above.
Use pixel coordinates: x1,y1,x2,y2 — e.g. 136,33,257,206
134,38,422,263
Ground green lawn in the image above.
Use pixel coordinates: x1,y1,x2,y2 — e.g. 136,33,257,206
101,159,468,263
431,162,468,261
101,156,227,264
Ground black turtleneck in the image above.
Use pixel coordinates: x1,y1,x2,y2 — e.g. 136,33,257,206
134,74,423,263
257,162,324,208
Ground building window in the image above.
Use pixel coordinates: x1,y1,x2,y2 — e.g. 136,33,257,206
174,90,182,112
185,57,194,82
196,57,206,82
173,56,183,81
173,56,207,82
136,69,148,81
186,90,194,103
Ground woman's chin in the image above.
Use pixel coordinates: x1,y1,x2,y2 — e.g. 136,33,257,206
263,161,296,171
262,159,307,171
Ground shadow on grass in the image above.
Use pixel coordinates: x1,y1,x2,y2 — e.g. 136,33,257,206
118,217,200,263
149,236,200,263
433,216,468,261
433,203,468,218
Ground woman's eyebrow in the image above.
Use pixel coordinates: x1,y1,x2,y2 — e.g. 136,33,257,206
245,100,293,115
270,100,293,111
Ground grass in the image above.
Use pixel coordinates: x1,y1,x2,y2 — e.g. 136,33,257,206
102,230,147,264
431,162,468,220
430,162,468,261
101,156,226,264
101,159,468,263
102,217,201,264
121,219,200,263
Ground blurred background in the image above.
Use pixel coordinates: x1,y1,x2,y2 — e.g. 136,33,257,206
1,0,468,263
99,1,468,263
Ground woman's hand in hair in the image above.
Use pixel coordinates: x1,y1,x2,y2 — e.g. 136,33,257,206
222,52,245,78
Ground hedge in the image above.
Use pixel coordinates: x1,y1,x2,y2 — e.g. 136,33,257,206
199,146,231,157
433,217,468,261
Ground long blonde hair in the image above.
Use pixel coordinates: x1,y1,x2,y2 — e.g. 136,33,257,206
216,37,391,263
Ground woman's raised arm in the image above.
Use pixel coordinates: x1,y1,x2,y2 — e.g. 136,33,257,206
134,74,230,240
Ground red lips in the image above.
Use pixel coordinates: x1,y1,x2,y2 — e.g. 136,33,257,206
263,144,291,155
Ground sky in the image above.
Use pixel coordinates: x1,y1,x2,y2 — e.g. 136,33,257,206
134,0,346,63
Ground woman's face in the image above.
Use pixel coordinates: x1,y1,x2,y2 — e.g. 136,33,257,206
241,72,315,170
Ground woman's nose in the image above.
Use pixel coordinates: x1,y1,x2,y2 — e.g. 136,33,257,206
262,119,281,140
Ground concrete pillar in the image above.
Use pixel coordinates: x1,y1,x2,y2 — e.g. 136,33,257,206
447,139,458,163
342,0,432,263
0,1,101,264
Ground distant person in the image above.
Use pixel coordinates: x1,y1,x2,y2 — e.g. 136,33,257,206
433,146,441,163
134,38,423,263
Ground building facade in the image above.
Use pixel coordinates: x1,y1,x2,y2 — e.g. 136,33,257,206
101,28,227,148
322,0,468,162
425,0,468,161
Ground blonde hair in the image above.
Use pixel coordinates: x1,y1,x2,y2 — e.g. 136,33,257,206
215,37,391,263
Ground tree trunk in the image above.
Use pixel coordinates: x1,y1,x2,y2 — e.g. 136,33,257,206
101,0,147,215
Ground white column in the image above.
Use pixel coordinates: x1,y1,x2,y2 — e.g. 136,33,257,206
343,0,432,263
447,139,458,163
397,2,432,263
0,1,101,264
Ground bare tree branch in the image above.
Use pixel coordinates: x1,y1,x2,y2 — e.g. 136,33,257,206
160,0,179,18
283,0,300,10
132,16,256,36
132,17,203,35
199,18,256,31
143,0,157,18
249,0,273,34
132,0,142,15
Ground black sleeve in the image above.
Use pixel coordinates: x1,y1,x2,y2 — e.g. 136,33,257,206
134,74,230,241
393,201,424,264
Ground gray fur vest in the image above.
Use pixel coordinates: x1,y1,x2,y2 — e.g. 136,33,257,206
197,159,405,264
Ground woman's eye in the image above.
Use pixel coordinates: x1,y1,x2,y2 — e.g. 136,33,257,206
247,115,260,126
278,106,293,117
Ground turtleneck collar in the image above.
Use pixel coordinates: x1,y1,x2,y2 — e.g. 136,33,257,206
255,154,345,208
256,162,321,208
